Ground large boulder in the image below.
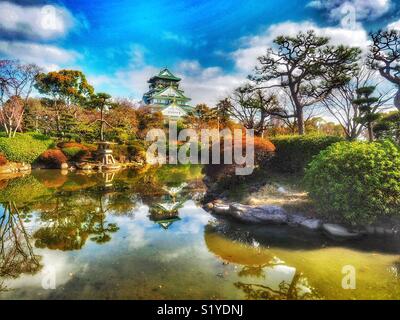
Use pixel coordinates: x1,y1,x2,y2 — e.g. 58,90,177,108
228,203,288,224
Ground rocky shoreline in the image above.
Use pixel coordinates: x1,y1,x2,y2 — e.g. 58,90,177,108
0,162,31,174
205,201,399,240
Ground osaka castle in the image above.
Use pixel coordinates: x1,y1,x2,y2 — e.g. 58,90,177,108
143,68,193,119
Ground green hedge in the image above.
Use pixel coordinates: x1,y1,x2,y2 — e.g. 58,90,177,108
0,132,54,163
304,140,400,225
270,135,344,173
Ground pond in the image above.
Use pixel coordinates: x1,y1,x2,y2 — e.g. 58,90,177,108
0,166,399,300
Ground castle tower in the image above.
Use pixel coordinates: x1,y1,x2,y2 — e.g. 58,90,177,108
142,68,193,119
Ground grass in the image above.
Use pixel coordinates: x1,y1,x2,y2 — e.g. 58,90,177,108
0,132,54,163
219,169,317,217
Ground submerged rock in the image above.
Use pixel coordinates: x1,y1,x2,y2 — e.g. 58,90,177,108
322,223,361,240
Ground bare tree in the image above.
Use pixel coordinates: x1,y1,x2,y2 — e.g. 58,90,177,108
0,60,40,137
0,202,42,291
224,85,280,136
273,91,322,134
322,67,395,140
369,30,400,111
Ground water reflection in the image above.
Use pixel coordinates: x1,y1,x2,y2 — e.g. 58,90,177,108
0,166,399,299
0,202,42,292
0,166,205,295
204,224,320,300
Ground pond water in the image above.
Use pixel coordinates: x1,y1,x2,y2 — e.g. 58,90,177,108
0,166,399,300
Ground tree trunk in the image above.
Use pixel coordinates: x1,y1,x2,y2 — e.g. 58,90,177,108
296,107,305,135
395,88,400,112
100,107,104,141
367,122,374,142
54,101,61,136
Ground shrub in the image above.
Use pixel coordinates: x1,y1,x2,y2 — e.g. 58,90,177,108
253,136,276,167
270,135,344,173
204,136,275,186
62,147,87,161
57,142,89,150
0,132,54,163
57,141,92,161
0,153,7,166
304,140,400,225
38,149,67,168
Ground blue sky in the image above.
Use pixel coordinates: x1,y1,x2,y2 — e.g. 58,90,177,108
0,0,399,105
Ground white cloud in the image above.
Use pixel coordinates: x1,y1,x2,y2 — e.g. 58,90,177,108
0,1,77,40
0,40,79,71
388,19,400,30
307,0,391,21
232,21,369,74
89,21,369,106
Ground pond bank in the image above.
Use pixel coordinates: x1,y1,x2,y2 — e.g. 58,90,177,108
203,171,400,241
206,200,400,240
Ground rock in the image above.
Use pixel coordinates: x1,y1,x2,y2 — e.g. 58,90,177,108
213,204,230,214
277,186,287,194
18,163,31,172
0,162,31,174
252,206,288,224
205,202,214,210
365,225,395,236
300,218,321,230
0,166,12,174
228,203,288,224
60,163,68,170
322,223,361,240
365,226,375,234
77,163,93,170
229,203,251,215
288,214,321,230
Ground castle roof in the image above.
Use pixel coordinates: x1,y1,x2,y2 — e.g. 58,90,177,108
148,68,181,83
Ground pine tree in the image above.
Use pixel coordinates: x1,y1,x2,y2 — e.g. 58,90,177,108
352,86,380,142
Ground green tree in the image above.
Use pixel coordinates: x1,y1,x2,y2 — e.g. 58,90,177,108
374,111,400,145
251,30,361,135
136,106,164,139
352,86,380,142
34,70,94,136
369,30,400,111
88,92,112,141
223,85,280,136
215,98,232,129
182,104,219,130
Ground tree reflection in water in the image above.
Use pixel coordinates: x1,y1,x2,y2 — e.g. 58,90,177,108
0,202,42,291
0,165,204,292
204,224,320,300
33,192,120,250
235,268,319,300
